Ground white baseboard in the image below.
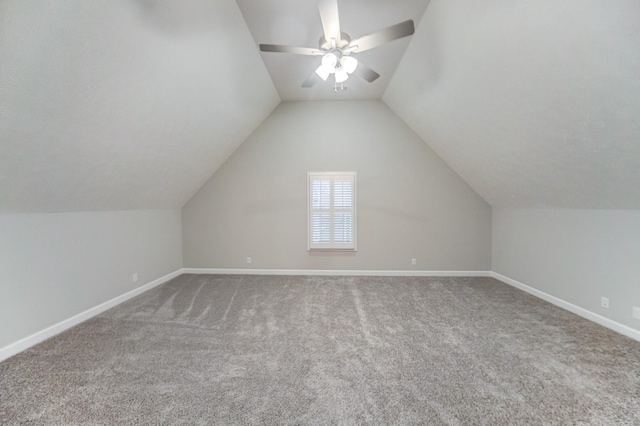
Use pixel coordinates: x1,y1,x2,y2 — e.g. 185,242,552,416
0,269,183,363
182,268,492,277
491,272,640,343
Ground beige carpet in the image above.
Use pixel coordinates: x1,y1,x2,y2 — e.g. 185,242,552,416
1,274,639,425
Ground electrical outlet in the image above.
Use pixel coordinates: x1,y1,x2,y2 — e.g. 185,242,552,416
411,258,417,266
246,257,252,264
601,297,609,309
633,307,640,320
132,273,138,283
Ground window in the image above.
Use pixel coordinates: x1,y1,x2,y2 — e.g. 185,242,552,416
308,172,356,250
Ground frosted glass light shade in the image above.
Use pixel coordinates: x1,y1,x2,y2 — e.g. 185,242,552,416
340,56,358,74
321,53,338,69
335,68,349,83
315,65,332,81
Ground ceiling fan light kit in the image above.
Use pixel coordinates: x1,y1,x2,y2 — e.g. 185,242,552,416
315,65,332,81
314,51,358,83
341,56,358,74
335,68,349,84
322,52,338,68
258,0,415,90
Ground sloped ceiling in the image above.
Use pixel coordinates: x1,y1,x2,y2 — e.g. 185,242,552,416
2,0,639,213
0,0,279,213
384,0,640,209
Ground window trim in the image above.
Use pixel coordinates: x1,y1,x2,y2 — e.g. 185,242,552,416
307,172,357,251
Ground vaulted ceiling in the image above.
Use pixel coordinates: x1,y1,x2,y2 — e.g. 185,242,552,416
385,0,640,209
1,0,639,212
0,0,279,212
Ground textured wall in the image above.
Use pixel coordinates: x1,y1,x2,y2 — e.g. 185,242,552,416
493,208,640,332
0,210,183,349
182,100,491,271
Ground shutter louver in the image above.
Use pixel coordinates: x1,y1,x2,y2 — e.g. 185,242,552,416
312,180,331,209
334,180,352,208
334,212,352,243
312,213,331,243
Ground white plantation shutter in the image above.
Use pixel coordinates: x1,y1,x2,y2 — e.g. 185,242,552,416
308,172,356,250
312,212,331,243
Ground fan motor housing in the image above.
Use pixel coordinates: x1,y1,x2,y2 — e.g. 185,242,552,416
319,32,351,50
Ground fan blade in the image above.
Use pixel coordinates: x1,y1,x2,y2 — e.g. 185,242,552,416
318,0,341,44
259,44,323,56
302,72,320,88
355,63,380,83
348,20,415,53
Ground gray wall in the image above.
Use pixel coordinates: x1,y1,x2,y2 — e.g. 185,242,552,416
183,100,491,271
493,208,640,331
0,210,183,349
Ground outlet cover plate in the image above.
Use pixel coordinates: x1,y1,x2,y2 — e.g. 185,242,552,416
633,307,640,320
601,297,609,309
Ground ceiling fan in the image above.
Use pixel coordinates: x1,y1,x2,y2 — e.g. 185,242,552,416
259,0,415,90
